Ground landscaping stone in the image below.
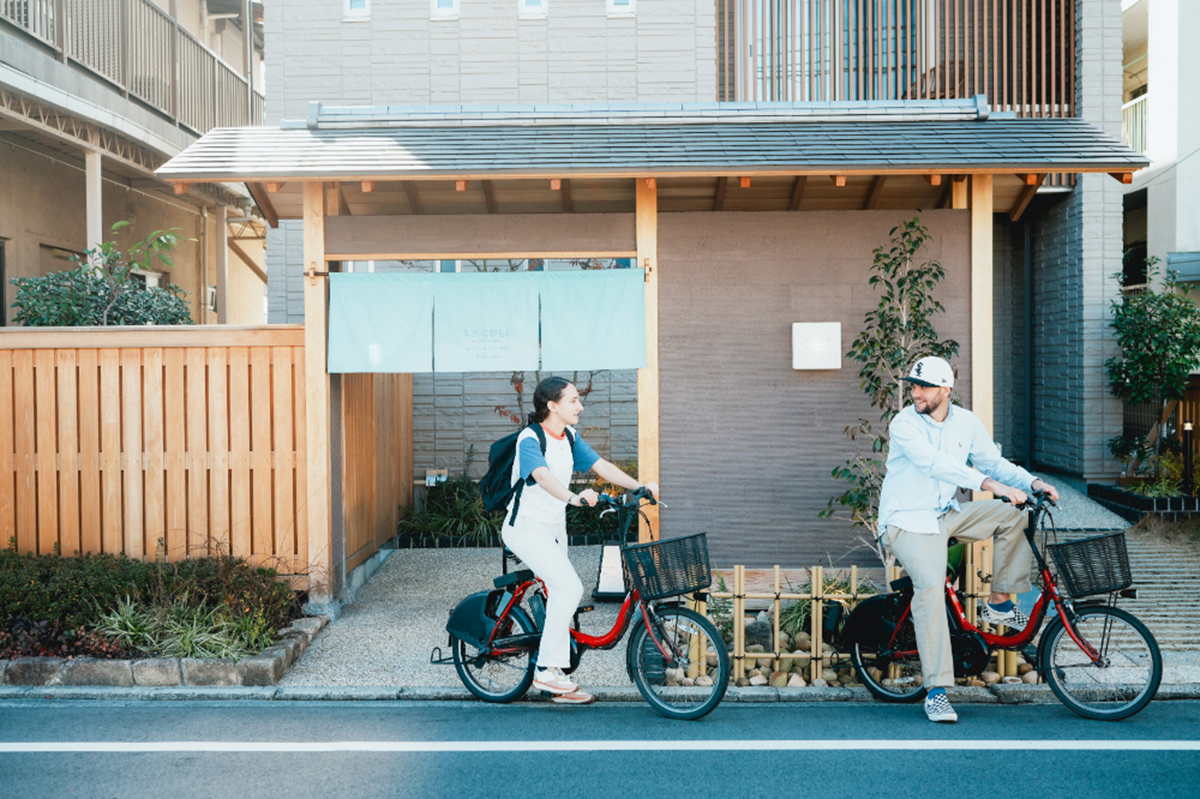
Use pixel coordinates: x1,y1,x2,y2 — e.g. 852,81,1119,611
1021,671,1039,684
60,658,134,687
769,671,788,688
290,616,327,639
260,644,295,670
4,657,65,686
181,658,239,687
0,661,7,683
237,655,285,687
749,673,768,686
744,621,772,649
134,659,182,687
786,673,806,688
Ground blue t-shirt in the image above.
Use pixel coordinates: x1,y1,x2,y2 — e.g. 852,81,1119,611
517,429,600,479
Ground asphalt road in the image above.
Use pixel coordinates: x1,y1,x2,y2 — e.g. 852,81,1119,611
1,700,1197,799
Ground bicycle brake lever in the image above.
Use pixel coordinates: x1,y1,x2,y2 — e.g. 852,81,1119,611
600,507,616,519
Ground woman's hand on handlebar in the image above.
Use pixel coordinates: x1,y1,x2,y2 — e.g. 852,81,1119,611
643,481,660,500
572,488,600,507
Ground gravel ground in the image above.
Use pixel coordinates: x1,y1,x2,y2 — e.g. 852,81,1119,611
281,546,636,688
281,482,1160,690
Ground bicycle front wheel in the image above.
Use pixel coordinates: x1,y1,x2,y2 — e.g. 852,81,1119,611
1041,605,1162,721
453,606,537,703
629,605,730,720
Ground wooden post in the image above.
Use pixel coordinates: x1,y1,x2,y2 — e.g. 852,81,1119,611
951,176,969,210
303,182,333,602
970,175,994,436
215,205,228,324
636,179,659,542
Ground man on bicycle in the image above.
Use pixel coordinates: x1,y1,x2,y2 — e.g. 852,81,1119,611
877,356,1059,723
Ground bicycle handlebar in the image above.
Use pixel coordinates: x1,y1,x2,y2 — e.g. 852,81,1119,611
580,485,663,509
998,489,1056,509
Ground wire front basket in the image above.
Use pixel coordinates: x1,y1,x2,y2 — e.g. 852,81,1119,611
621,533,712,601
1047,532,1133,598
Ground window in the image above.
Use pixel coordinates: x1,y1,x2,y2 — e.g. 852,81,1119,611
345,0,369,19
519,0,547,19
130,269,166,289
431,0,459,20
607,0,634,17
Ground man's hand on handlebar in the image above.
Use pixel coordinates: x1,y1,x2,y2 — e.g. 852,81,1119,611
981,478,1027,506
1030,478,1059,502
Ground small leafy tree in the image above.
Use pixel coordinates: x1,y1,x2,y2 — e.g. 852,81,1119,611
11,221,192,327
1106,257,1200,473
820,215,959,560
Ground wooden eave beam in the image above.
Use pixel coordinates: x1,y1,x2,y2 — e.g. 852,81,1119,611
404,181,424,215
713,177,728,211
864,176,887,209
483,180,497,214
830,175,847,187
1009,174,1046,222
788,176,807,211
925,174,942,186
1110,172,1133,184
228,238,268,284
561,178,573,213
245,182,279,228
336,183,351,217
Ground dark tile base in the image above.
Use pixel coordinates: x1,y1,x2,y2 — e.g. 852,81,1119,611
1087,483,1200,524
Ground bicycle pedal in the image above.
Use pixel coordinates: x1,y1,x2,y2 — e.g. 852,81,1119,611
576,604,594,614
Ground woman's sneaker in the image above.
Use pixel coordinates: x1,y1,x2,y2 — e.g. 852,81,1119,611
980,600,1029,631
533,666,578,695
551,690,596,705
924,689,958,723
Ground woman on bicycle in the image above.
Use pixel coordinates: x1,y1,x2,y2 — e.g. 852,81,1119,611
504,375,658,705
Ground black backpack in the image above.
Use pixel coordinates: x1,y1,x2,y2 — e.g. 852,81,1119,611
479,423,575,526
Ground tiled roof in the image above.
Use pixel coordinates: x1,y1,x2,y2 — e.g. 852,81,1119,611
156,100,1147,182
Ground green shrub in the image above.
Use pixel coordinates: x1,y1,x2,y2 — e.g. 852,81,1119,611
0,548,301,659
10,221,193,327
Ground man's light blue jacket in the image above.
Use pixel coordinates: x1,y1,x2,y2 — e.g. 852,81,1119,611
877,404,1036,535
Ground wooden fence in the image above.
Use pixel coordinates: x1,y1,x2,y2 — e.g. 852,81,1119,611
0,326,311,576
710,540,1025,685
341,373,413,573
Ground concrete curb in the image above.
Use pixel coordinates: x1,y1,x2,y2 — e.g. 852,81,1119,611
1,683,1196,704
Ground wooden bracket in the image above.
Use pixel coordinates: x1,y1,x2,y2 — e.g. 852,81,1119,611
1010,174,1046,222
1110,172,1134,184
924,175,942,186
455,180,467,191
739,177,751,188
644,178,656,189
267,182,282,193
303,270,330,278
830,175,846,187
550,179,561,190
173,183,187,195
361,181,374,193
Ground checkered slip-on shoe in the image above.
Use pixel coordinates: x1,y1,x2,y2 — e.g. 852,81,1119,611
924,691,958,723
980,601,1030,631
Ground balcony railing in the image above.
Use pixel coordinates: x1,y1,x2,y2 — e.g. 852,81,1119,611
717,0,1074,118
1,0,264,135
1123,94,1147,155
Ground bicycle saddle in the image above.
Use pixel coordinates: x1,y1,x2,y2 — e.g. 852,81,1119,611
494,569,534,589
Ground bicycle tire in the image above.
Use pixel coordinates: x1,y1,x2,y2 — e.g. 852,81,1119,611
628,605,729,720
1041,605,1162,721
847,599,926,703
452,606,537,703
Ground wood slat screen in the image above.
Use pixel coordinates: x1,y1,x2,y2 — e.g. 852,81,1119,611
718,0,1074,116
341,373,413,573
0,327,310,579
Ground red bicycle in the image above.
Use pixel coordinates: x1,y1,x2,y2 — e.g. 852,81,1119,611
841,492,1162,720
432,487,731,720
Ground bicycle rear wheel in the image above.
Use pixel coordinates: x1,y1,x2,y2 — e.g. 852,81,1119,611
453,606,537,703
847,598,925,703
629,605,729,720
1041,605,1162,721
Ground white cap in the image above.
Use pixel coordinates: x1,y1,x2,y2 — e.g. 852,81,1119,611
903,356,955,389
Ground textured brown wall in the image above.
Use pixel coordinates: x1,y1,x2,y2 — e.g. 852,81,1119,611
657,211,973,568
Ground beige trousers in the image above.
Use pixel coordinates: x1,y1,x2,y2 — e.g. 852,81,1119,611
882,500,1031,688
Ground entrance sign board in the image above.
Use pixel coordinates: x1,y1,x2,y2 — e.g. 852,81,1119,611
433,273,539,371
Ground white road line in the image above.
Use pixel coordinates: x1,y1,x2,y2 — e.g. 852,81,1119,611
1,740,1198,754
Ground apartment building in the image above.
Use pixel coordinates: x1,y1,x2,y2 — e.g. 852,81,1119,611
1,0,269,324
259,1,1132,565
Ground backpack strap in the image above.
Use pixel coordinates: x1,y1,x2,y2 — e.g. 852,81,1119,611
507,424,546,526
